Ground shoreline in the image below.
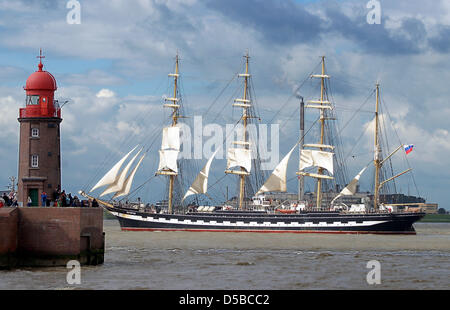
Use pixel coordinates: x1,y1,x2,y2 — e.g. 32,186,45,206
419,214,450,223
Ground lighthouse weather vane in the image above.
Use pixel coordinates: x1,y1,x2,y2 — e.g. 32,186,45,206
36,49,45,71
37,49,45,63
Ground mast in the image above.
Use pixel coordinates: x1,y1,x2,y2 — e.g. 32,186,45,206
296,56,334,209
169,53,179,214
372,83,412,209
158,53,181,214
316,56,326,209
240,53,249,210
373,83,381,210
298,96,304,201
225,52,251,210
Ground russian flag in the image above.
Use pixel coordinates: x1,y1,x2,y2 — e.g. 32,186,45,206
404,144,414,155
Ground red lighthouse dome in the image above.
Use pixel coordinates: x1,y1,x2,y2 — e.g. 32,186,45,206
20,51,60,119
25,62,57,91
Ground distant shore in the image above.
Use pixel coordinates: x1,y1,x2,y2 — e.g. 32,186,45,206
419,214,450,222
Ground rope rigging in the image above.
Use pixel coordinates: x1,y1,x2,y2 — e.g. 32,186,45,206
85,54,422,208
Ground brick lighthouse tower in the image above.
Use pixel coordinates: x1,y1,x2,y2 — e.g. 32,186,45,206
17,50,62,207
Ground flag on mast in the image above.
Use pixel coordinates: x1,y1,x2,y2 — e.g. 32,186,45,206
404,144,414,155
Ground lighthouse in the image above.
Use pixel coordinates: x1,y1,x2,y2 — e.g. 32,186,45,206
17,50,62,207
0,51,104,268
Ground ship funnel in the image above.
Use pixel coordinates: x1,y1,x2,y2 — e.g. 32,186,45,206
295,92,303,100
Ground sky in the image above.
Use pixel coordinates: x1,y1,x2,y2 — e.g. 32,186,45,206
0,0,449,210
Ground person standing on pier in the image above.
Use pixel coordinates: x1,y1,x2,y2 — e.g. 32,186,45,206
41,191,47,207
2,194,9,206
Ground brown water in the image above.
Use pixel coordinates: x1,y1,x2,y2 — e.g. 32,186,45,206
1,220,449,290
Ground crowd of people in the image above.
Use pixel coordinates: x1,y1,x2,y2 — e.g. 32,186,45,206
37,187,99,207
0,186,99,208
1,191,18,207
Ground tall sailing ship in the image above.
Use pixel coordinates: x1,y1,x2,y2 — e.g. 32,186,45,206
80,53,425,234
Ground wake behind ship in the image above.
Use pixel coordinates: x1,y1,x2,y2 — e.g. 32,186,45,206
80,53,425,234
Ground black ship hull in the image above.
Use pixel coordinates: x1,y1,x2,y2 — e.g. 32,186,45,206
105,206,425,235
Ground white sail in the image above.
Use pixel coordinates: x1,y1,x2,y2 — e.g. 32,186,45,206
89,145,138,192
158,149,179,173
161,126,180,151
99,148,142,197
256,143,297,195
182,149,219,201
299,149,334,175
331,164,369,204
227,147,252,173
113,153,146,199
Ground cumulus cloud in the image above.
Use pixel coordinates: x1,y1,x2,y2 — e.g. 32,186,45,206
0,95,21,140
96,88,115,98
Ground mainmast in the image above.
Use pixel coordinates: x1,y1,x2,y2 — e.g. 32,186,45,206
225,52,251,210
316,57,326,208
158,53,181,214
296,56,334,209
373,83,381,210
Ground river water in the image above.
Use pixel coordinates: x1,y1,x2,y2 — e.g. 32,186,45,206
1,220,449,290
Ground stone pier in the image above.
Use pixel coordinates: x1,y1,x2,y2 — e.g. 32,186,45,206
0,207,104,268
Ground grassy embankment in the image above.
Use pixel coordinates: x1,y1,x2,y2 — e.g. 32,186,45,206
419,214,450,222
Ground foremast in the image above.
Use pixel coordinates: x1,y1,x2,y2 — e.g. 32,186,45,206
296,56,334,209
225,52,252,210
157,53,181,214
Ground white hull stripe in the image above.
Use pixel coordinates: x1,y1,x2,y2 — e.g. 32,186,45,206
111,212,387,228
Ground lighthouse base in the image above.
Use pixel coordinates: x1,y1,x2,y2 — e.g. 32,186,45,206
0,207,104,269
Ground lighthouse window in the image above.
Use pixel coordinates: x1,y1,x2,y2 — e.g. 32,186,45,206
31,128,39,137
26,95,40,105
31,155,39,168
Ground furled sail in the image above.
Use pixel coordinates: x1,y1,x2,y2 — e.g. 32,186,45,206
256,143,297,195
227,148,252,173
158,149,179,173
89,145,138,192
99,148,143,197
157,125,180,174
299,149,334,175
161,126,180,151
113,153,146,199
331,164,369,204
182,149,219,201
